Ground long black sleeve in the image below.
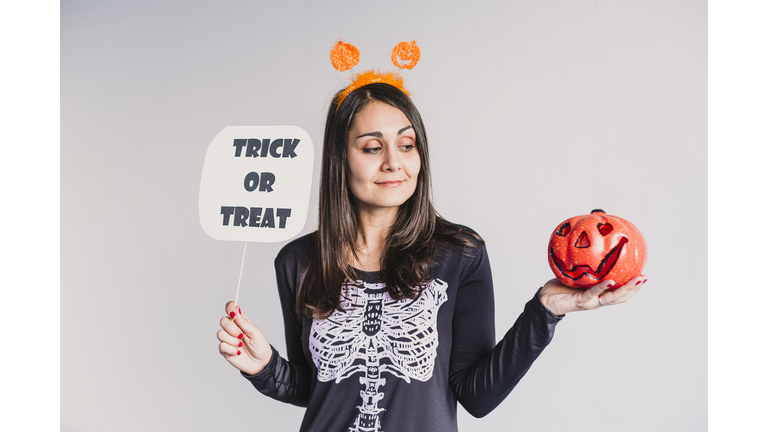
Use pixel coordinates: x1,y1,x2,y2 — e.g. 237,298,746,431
451,290,561,417
447,236,563,417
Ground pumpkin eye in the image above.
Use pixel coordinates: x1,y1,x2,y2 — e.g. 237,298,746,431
557,223,571,236
598,223,613,236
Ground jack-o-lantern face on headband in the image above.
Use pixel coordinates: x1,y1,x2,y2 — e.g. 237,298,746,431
547,209,647,289
329,40,421,106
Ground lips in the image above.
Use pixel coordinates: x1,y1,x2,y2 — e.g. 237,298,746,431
549,237,629,281
375,180,404,187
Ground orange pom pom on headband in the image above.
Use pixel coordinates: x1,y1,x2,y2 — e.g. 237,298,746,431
331,40,421,106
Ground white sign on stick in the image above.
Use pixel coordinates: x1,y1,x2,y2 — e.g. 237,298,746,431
199,126,314,243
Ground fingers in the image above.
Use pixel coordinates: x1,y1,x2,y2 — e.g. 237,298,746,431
219,314,244,340
218,303,246,358
541,275,647,315
596,275,648,307
217,328,244,350
604,275,647,305
224,301,255,325
225,301,239,319
221,301,260,341
218,339,242,357
584,279,615,310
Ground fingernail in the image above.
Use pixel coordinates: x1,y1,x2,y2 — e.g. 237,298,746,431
643,279,648,284
607,284,614,288
238,341,243,347
636,280,642,285
238,333,243,339
237,351,241,356
238,307,242,315
229,311,236,318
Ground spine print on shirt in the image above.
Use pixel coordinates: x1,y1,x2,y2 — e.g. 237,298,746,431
310,278,448,432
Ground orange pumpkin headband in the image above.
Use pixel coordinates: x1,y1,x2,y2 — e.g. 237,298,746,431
330,40,421,106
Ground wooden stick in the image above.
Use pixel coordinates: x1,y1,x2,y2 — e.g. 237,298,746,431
233,241,247,313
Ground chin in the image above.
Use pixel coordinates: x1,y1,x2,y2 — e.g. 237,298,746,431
357,193,414,212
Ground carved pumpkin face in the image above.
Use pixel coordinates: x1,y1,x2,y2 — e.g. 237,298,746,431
391,40,421,70
547,209,647,289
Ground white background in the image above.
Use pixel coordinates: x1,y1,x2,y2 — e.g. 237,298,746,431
62,1,704,431
4,0,765,431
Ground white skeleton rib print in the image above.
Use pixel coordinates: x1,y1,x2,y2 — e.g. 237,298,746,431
309,278,448,432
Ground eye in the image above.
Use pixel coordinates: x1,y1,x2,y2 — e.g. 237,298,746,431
556,223,571,236
363,146,382,154
399,145,415,152
598,223,613,236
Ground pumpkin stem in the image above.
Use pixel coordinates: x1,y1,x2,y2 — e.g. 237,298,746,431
591,209,605,214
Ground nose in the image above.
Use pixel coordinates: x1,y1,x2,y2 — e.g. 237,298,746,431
381,147,402,172
575,231,591,248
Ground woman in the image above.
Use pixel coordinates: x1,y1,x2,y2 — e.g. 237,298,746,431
217,81,645,432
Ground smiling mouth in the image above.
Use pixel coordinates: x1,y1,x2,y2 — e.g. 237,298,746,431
549,237,628,281
376,180,404,187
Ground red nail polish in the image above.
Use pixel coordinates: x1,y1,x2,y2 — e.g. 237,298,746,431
237,351,241,356
607,284,614,288
238,307,242,315
229,311,236,318
643,279,648,284
636,280,642,285
238,333,243,339
238,341,243,347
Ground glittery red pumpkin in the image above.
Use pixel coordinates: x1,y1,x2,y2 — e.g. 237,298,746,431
547,209,647,289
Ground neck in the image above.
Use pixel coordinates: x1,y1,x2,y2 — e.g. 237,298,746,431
351,205,399,271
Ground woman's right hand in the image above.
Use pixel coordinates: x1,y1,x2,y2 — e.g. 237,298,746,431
217,301,273,376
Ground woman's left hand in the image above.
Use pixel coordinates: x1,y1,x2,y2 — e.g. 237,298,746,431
539,275,647,316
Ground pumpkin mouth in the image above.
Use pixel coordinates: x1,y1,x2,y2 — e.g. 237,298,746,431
549,237,629,282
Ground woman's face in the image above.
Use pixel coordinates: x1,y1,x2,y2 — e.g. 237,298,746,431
346,101,421,215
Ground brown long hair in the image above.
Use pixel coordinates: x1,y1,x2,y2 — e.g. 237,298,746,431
298,83,481,319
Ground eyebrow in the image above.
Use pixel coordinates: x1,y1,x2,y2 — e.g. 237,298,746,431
355,125,413,139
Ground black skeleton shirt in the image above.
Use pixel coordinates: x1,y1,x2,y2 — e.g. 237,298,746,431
243,230,563,432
